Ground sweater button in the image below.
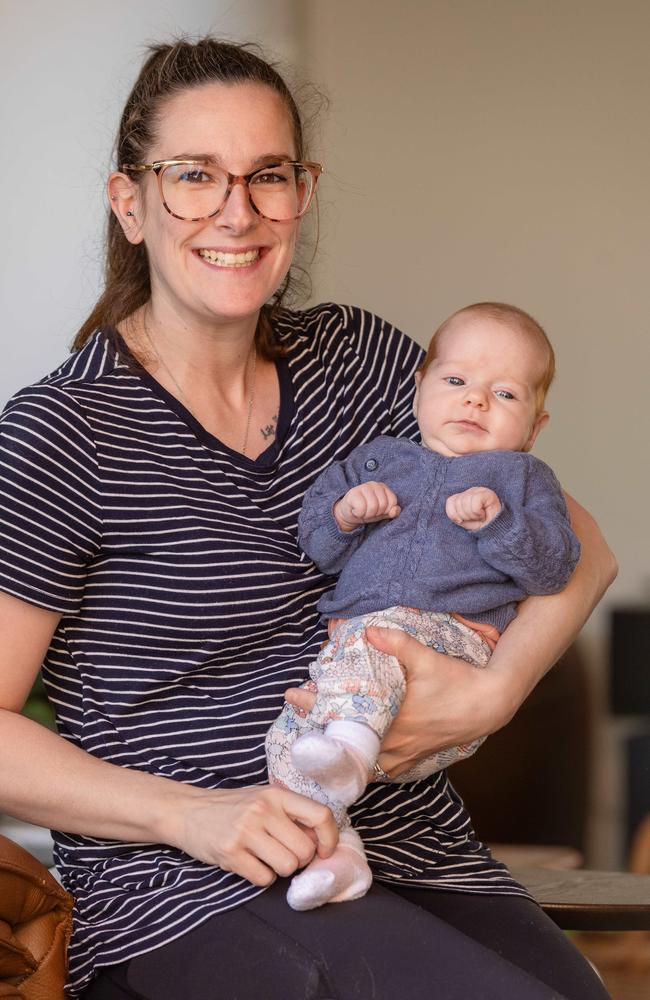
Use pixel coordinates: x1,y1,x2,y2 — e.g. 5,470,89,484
364,458,378,471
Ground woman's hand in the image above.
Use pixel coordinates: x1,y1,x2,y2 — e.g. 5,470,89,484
362,626,506,776
285,629,506,779
170,784,339,886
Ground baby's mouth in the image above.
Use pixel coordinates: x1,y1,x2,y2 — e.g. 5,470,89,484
454,419,486,431
197,249,260,268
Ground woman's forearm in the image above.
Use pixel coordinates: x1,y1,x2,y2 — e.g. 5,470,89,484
0,708,338,882
484,492,617,727
0,708,195,844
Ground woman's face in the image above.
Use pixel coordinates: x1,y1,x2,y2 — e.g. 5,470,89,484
120,82,301,333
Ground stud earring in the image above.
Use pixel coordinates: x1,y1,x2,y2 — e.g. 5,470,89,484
126,211,134,217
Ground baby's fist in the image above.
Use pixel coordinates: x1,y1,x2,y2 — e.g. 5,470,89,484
334,482,401,532
445,487,502,531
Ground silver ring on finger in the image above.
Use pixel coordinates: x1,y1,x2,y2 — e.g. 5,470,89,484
373,761,391,783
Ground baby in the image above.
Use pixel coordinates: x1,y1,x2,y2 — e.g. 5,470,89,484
266,301,580,911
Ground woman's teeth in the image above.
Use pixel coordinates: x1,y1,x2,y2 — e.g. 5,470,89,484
197,249,259,267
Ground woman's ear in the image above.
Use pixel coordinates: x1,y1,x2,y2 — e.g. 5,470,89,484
524,410,550,451
107,172,144,244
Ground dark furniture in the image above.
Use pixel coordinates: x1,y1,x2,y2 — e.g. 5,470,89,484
514,867,650,931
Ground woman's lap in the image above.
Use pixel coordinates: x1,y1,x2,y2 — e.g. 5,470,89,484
389,883,609,999
83,879,609,1000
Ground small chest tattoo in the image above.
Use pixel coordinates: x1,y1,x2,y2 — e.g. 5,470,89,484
261,414,278,441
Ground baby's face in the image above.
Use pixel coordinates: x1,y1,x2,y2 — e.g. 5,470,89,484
413,316,549,457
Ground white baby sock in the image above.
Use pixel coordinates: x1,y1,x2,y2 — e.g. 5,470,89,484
290,720,380,806
287,827,373,911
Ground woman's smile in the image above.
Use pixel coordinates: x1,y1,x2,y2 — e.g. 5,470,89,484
195,247,262,268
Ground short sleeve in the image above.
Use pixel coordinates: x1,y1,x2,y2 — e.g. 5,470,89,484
336,305,424,440
0,385,102,613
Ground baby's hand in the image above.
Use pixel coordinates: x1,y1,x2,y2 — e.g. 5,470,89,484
445,487,502,531
334,482,401,532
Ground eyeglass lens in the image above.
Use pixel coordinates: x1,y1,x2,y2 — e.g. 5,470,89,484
161,163,315,221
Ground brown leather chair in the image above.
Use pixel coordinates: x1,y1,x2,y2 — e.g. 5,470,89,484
0,834,73,1000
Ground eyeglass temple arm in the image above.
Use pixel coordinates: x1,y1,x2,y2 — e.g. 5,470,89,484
122,164,154,174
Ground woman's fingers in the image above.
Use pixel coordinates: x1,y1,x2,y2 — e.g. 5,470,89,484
264,812,322,869
231,850,277,887
248,793,337,873
364,624,493,775
364,623,416,665
239,792,337,880
179,785,337,882
246,828,303,879
283,794,338,858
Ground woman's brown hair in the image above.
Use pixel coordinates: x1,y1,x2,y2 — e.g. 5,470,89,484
74,38,311,357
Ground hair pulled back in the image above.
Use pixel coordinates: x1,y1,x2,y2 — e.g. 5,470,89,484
74,37,308,355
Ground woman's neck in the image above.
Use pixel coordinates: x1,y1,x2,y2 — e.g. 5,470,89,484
120,302,279,461
137,300,259,389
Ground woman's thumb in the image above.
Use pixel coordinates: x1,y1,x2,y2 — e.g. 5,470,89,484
365,625,419,671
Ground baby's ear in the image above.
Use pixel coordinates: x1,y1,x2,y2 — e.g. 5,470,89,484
524,410,550,451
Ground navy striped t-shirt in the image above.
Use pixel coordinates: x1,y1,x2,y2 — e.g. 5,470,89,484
0,303,525,995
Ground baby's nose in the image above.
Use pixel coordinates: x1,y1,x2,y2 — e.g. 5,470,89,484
463,386,488,408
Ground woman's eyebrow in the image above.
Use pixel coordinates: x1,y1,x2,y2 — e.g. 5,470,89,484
169,152,294,167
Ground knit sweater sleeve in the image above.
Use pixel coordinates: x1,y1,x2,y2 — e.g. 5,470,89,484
473,455,581,595
297,440,383,575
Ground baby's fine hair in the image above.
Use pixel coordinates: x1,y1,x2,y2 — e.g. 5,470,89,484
419,302,556,413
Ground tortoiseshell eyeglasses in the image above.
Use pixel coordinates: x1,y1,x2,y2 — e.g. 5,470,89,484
122,159,323,222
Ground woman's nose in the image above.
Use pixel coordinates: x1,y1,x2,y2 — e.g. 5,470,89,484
214,179,258,233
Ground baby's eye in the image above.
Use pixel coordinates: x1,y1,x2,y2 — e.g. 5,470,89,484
445,376,465,386
495,389,515,400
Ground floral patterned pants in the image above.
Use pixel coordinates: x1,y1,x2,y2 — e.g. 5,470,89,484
265,607,492,827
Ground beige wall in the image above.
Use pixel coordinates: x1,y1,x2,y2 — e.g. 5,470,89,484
299,0,650,863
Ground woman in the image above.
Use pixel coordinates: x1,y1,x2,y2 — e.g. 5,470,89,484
0,38,615,999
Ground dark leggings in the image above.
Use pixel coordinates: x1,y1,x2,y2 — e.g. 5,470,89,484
82,879,610,1000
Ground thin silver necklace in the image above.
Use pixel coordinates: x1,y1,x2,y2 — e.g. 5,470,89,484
141,309,258,457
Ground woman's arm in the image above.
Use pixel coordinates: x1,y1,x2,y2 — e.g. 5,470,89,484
0,591,337,883
285,494,617,777
481,493,616,709
370,493,617,775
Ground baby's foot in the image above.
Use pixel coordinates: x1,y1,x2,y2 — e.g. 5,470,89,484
287,838,373,911
291,732,368,805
